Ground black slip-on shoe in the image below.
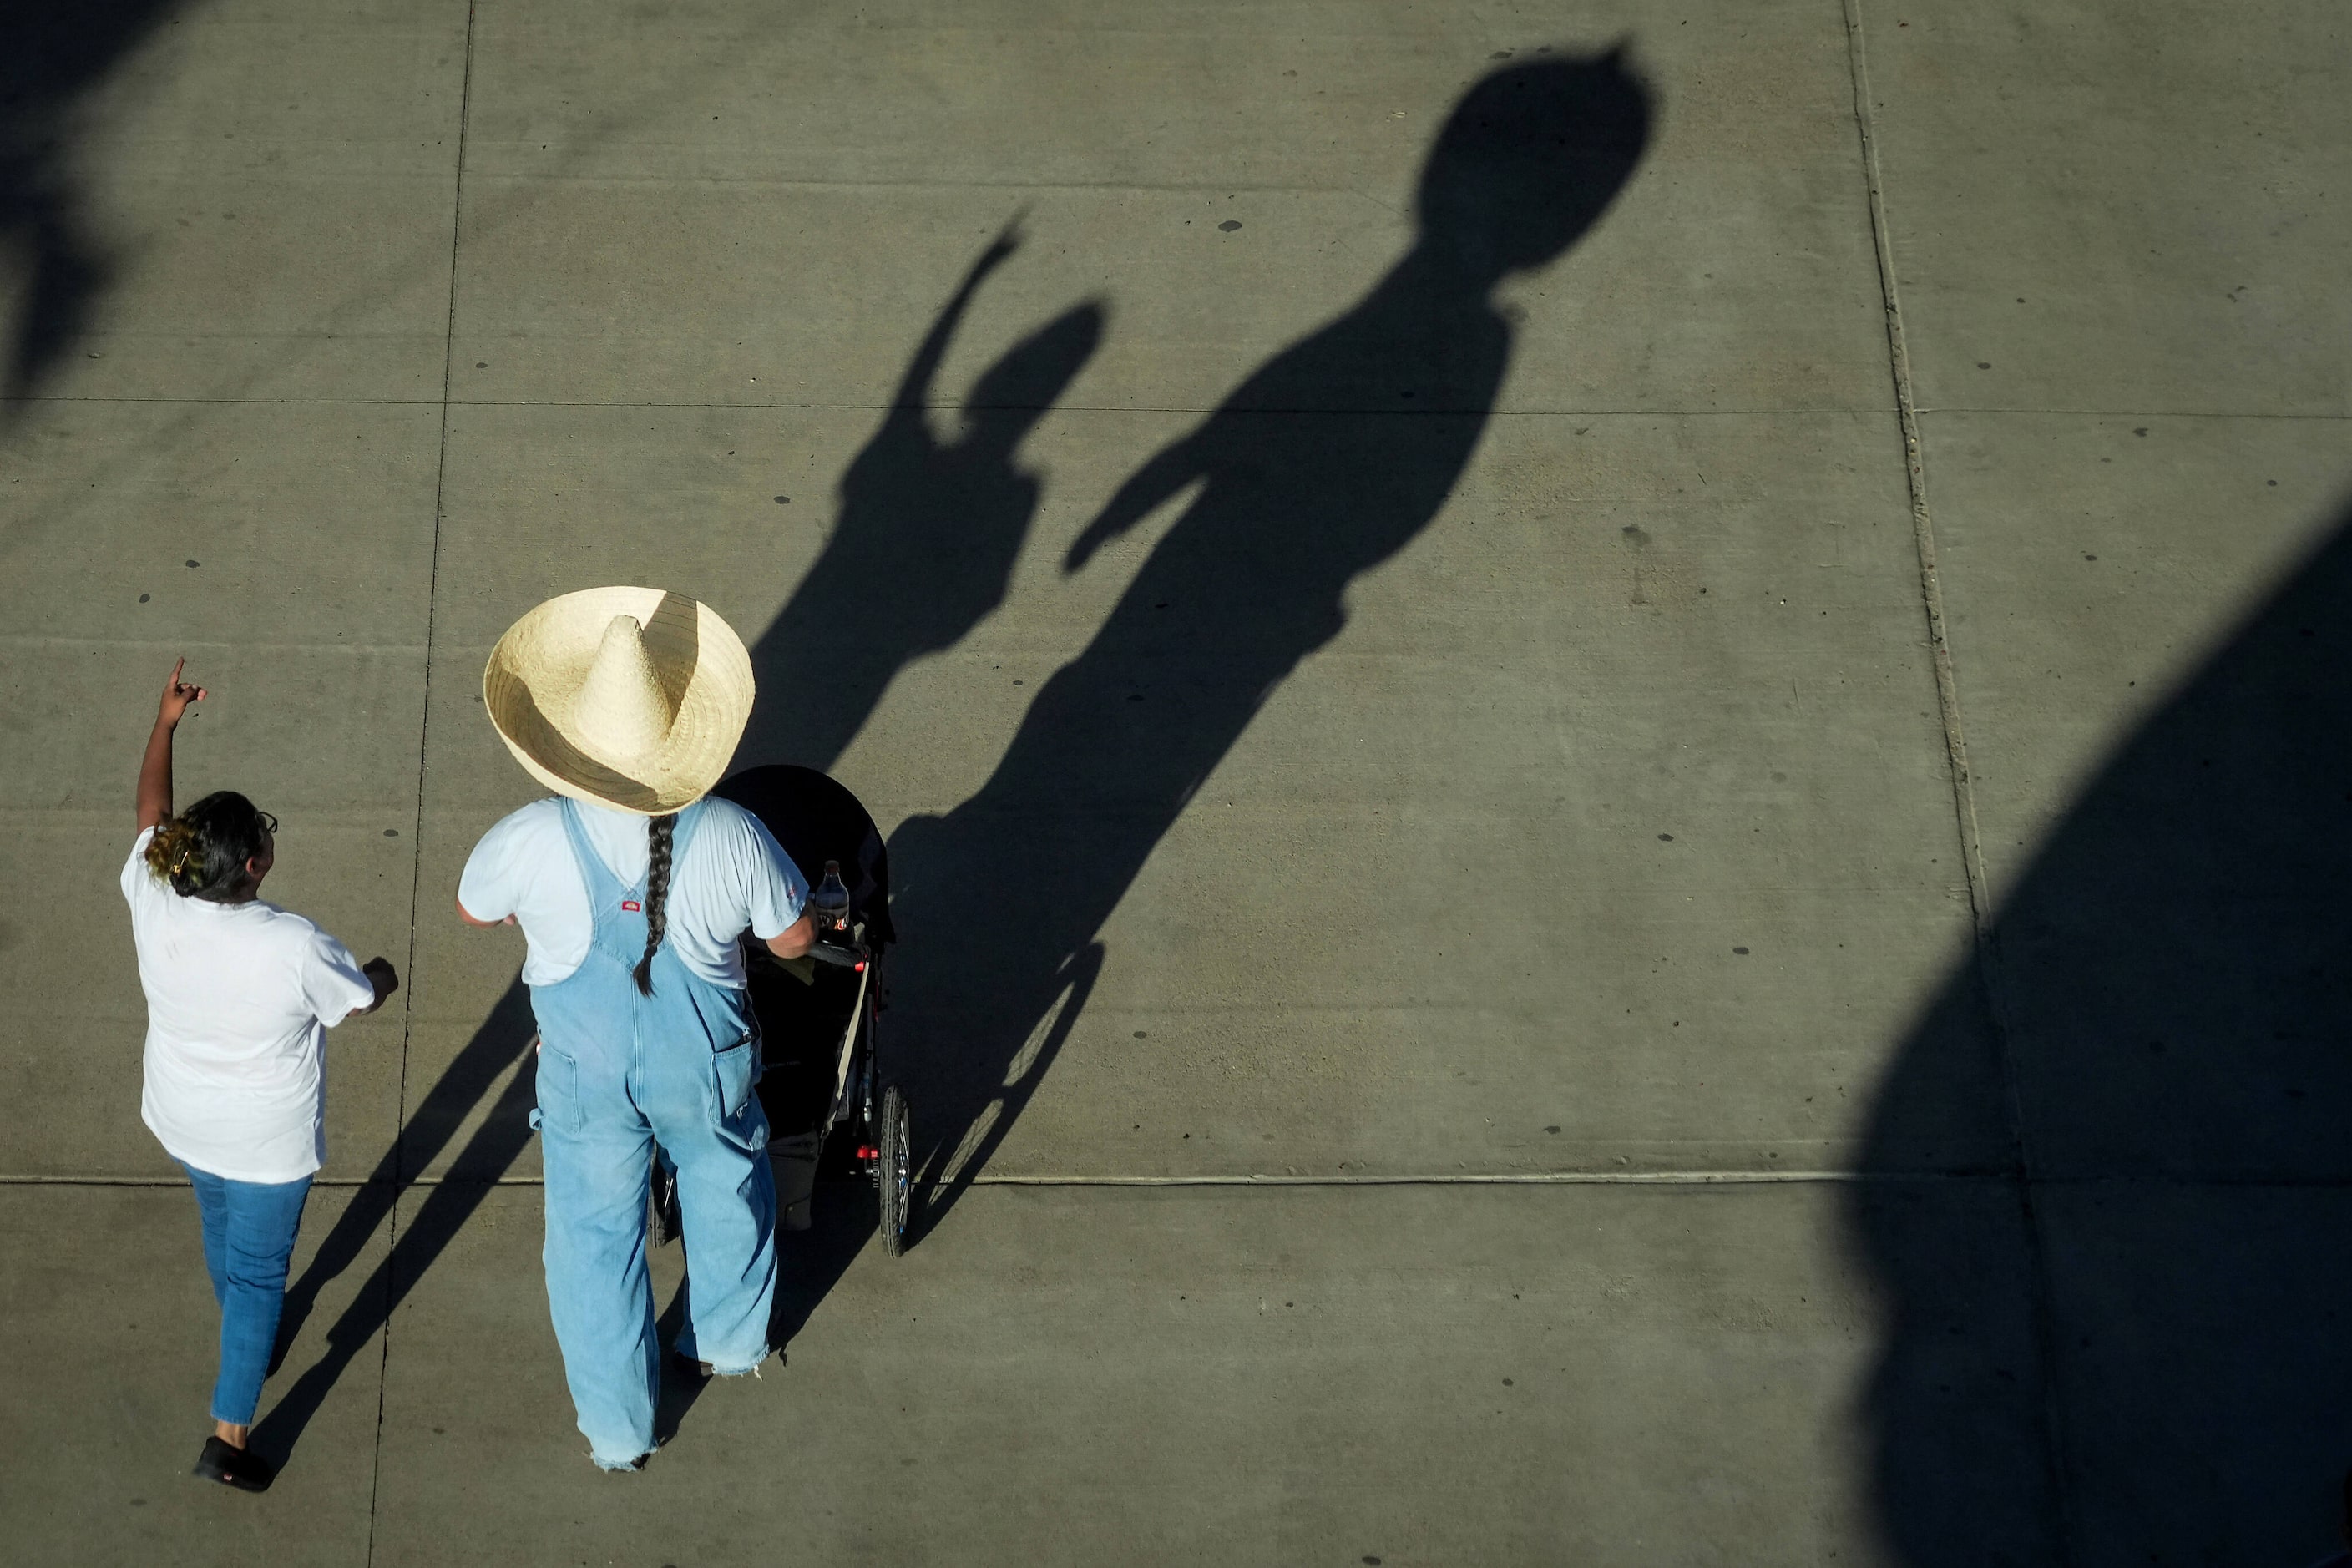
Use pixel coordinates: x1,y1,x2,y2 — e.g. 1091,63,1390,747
193,1436,276,1493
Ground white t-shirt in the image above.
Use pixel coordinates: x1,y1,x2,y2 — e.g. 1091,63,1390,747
457,796,807,990
122,829,377,1184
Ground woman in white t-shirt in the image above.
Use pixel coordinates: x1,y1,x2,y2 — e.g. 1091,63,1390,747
123,661,397,1493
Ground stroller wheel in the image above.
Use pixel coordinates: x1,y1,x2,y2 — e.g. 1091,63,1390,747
876,1084,913,1257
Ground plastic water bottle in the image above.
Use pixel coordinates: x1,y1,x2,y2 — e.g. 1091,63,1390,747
812,861,851,933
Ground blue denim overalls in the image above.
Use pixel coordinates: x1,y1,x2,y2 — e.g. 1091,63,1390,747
529,797,778,1469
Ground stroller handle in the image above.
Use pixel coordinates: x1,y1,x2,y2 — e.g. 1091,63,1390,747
808,935,865,969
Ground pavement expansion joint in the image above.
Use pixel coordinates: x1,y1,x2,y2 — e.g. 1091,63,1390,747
15,1170,2349,1189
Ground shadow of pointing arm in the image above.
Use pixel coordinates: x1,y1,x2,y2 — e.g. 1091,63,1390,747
1063,428,1210,572
889,215,1024,410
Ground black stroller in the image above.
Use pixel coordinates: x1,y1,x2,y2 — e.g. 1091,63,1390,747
650,764,913,1256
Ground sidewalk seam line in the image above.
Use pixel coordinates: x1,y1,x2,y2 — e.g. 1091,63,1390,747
11,392,2348,419
10,1170,2344,1188
1842,24,1990,939
372,7,476,1561
1842,4,2075,1560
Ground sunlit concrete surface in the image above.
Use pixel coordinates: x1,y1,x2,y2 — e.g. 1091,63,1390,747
362,1183,1979,1566
2,0,2345,1562
0,1185,390,1564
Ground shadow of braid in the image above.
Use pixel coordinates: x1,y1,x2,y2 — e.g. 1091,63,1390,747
632,812,679,995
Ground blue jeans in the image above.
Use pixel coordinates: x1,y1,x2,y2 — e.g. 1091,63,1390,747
178,1161,312,1426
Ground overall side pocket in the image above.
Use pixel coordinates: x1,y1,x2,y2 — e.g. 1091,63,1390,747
533,1044,580,1135
711,1033,759,1124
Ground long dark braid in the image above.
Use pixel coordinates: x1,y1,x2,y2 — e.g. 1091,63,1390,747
632,812,679,995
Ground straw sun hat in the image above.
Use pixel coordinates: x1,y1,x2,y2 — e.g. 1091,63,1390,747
483,587,754,816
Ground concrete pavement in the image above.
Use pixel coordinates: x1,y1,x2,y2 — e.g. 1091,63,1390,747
2,0,2346,1562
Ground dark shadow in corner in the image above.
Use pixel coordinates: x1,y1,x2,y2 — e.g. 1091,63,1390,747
253,223,1103,1467
1853,503,2352,1564
869,54,1654,1232
1,1,181,407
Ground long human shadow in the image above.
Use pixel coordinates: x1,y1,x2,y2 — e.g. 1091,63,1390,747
253,228,1099,1466
878,54,1653,1227
744,219,1104,766
1853,503,2352,1563
715,224,1105,1349
1,0,181,407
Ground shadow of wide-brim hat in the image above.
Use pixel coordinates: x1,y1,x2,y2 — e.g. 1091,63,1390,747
483,587,753,817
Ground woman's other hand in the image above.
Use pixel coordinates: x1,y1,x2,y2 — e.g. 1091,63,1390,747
352,957,399,1018
158,658,206,728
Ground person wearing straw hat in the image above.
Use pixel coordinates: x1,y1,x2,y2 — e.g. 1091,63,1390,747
456,588,814,1472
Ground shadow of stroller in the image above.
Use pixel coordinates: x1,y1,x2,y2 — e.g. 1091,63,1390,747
1852,503,2352,1563
880,54,1654,1229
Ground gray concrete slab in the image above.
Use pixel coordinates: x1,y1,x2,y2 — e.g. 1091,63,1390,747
1857,0,2352,1144
1912,412,2349,899
1871,472,2352,1194
368,1181,2039,1568
0,645,432,816
1857,0,2350,417
1851,463,2352,1553
1841,6,2352,1554
30,0,467,405
3,0,2344,1560
448,0,1889,414
1857,0,2352,1192
402,392,1993,1176
0,397,445,655
0,1183,390,1563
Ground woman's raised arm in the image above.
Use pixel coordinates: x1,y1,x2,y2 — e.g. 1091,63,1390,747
138,659,206,832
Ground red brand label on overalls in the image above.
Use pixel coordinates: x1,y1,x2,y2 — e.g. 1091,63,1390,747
621,899,641,912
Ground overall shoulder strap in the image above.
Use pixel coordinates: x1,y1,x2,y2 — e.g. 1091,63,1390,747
554,797,627,903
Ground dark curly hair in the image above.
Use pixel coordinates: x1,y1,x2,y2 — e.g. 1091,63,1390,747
144,791,274,902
